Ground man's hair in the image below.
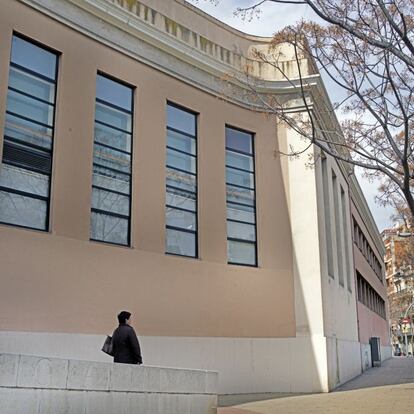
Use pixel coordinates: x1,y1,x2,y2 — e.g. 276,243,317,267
117,311,131,324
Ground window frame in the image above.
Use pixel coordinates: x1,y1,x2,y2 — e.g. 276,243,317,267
0,32,60,232
225,124,258,267
90,71,135,247
165,100,199,259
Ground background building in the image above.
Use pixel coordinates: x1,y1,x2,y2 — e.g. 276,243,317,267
0,0,390,394
383,225,414,355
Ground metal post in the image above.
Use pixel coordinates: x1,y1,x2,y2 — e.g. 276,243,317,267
405,332,409,356
403,300,414,357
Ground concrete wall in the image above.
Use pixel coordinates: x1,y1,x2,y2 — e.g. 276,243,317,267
360,343,372,371
315,153,359,342
326,337,361,389
0,354,218,413
313,151,360,389
0,331,330,394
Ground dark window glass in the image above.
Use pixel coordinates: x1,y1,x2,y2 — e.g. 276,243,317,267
0,34,58,231
356,272,385,319
166,228,196,257
90,74,133,246
11,36,56,79
165,103,197,257
167,104,196,136
167,129,195,155
225,128,252,153
226,167,255,189
352,217,383,282
226,126,257,266
227,240,256,266
96,75,132,111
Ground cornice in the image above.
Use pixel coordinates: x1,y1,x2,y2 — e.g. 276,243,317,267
18,0,315,107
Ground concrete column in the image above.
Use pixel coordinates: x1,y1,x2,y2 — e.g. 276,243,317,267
198,106,227,263
51,48,96,240
284,123,329,391
132,80,166,253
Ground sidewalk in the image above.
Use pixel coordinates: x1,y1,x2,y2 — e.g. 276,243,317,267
218,358,414,414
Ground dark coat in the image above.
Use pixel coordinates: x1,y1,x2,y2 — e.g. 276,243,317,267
112,324,142,365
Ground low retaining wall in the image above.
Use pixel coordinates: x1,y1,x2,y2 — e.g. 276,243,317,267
0,354,218,414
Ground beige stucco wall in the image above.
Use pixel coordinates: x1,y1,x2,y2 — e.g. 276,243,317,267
0,0,295,339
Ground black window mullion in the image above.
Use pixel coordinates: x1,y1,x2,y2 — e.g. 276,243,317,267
225,164,254,173
166,184,196,195
165,103,198,258
166,204,196,214
94,140,131,156
10,62,56,84
166,224,197,235
8,86,55,106
0,35,58,232
227,217,256,226
0,185,48,201
6,110,54,129
92,184,130,198
93,162,131,177
166,164,196,176
225,146,253,157
90,73,133,247
166,145,196,158
226,126,257,267
167,125,196,139
4,135,52,153
226,199,255,209
96,97,132,115
227,237,256,244
94,119,131,135
226,182,255,191
91,207,129,221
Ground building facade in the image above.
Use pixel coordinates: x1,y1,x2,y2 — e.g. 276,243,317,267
0,0,390,394
350,180,390,369
383,226,414,355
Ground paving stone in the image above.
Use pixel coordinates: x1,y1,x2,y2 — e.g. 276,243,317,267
218,358,414,414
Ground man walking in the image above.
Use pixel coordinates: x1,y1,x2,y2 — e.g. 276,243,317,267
112,311,143,365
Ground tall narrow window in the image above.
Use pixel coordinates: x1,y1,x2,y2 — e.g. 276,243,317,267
165,103,198,257
332,173,344,286
226,126,257,266
341,186,352,291
90,74,133,246
0,35,58,230
322,157,334,278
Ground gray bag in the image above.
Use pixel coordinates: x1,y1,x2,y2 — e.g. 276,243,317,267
102,335,114,356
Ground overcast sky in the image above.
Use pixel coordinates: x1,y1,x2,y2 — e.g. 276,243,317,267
188,0,395,232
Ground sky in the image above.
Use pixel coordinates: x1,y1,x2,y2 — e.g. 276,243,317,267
188,0,395,232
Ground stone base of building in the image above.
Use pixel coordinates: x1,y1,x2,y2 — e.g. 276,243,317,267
0,353,218,414
0,331,384,394
360,342,393,372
